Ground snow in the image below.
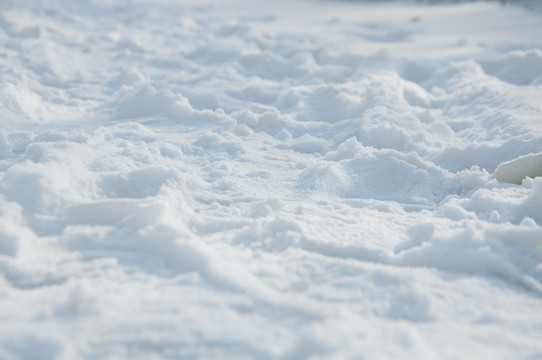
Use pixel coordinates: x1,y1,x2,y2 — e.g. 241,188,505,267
1,0,542,358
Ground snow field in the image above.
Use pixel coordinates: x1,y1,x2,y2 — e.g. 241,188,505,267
1,0,542,358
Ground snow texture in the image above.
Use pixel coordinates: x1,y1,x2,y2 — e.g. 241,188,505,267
1,0,542,359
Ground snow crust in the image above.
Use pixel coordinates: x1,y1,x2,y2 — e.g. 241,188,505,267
1,0,542,358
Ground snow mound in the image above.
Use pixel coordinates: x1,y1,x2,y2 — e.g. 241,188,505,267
481,49,542,85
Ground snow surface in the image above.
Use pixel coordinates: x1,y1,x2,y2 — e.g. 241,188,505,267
1,0,542,358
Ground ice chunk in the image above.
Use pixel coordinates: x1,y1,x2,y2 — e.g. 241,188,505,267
494,152,542,184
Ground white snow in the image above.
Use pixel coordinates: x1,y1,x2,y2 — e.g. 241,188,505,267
1,0,542,358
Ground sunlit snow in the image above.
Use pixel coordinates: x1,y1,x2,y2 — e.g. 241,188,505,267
1,0,542,358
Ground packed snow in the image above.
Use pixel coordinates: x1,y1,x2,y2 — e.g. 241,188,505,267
1,0,542,358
